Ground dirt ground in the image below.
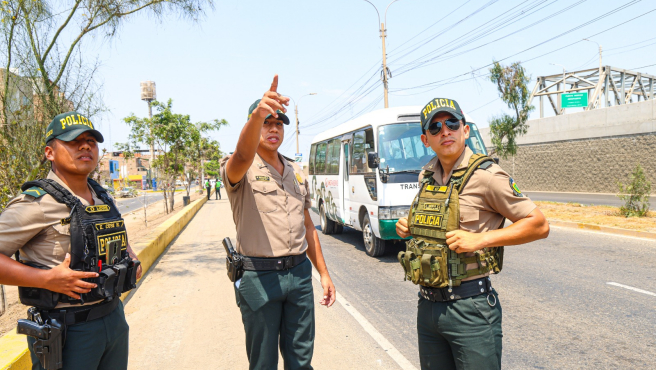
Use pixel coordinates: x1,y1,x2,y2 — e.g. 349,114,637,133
0,189,205,337
536,201,656,232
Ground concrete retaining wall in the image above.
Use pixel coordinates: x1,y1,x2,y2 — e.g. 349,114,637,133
479,99,656,193
0,196,208,370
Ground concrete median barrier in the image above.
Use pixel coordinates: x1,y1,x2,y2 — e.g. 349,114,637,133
0,196,208,370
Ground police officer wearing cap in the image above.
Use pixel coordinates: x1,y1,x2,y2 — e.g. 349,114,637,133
395,98,549,370
220,75,336,370
0,111,142,370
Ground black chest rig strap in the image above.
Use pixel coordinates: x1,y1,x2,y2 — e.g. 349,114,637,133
399,154,504,289
17,178,140,309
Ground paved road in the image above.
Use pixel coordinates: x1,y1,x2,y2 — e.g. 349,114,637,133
525,191,656,207
114,185,201,213
311,211,656,369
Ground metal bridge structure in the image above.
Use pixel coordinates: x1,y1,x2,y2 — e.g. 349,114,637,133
528,66,656,117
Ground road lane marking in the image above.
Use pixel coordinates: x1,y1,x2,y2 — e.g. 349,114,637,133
607,282,656,297
312,270,418,370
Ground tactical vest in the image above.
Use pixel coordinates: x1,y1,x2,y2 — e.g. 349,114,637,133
17,178,140,309
398,154,504,288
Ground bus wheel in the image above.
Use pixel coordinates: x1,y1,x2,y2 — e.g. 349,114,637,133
362,214,385,257
320,203,335,235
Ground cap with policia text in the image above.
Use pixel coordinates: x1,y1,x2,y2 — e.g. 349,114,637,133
46,111,104,143
420,98,465,130
248,99,290,125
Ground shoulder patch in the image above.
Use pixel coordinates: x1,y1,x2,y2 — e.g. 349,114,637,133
509,177,524,197
22,186,46,198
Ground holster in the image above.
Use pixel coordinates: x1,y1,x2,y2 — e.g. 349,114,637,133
17,311,64,370
226,254,244,283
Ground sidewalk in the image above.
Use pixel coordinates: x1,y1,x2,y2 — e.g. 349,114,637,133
125,199,400,370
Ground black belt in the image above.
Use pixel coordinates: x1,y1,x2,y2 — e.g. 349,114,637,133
42,298,119,326
241,252,307,271
419,277,493,302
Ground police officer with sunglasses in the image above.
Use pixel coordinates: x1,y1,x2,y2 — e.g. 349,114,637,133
396,98,549,370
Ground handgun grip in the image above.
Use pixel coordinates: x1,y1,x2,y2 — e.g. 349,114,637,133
17,319,47,339
222,237,235,256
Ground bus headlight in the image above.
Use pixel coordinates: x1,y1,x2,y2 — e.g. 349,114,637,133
378,206,410,220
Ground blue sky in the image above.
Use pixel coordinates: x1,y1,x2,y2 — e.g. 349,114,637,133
92,0,656,160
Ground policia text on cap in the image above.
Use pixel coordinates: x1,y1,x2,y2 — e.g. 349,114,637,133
0,111,142,370
221,75,336,370
396,98,550,370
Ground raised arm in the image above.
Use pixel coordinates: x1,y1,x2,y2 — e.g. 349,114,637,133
225,75,290,185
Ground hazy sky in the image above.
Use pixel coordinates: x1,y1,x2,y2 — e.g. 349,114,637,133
91,0,656,160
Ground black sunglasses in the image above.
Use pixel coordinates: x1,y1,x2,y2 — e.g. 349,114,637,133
427,118,461,135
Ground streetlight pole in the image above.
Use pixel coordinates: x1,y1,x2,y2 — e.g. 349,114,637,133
363,0,402,108
289,93,318,155
551,63,567,114
583,38,602,78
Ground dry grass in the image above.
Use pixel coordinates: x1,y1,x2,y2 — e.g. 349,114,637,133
536,201,656,233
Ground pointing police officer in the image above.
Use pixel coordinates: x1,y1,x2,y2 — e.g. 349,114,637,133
396,98,549,370
221,75,336,370
0,111,142,370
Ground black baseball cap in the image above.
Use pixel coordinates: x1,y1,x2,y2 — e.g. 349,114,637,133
420,98,465,130
46,111,104,143
247,99,290,125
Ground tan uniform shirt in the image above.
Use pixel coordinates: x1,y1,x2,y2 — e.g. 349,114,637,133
0,171,108,266
220,153,311,258
420,147,537,278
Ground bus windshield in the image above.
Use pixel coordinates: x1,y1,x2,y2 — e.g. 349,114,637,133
377,123,432,173
377,122,488,173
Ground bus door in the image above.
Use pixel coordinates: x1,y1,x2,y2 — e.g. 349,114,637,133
341,134,352,226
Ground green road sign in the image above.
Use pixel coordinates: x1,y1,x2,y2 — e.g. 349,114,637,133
561,92,588,108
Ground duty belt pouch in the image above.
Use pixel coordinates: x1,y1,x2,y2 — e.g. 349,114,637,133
90,268,117,299
123,259,141,292
17,262,59,310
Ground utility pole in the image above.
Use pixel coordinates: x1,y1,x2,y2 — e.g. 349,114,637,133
381,22,389,108
291,93,317,155
363,0,401,109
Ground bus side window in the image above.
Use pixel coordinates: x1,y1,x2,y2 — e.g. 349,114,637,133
309,144,317,175
352,129,374,173
316,142,327,174
327,139,340,175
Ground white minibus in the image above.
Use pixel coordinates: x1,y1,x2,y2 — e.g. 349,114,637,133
308,106,488,256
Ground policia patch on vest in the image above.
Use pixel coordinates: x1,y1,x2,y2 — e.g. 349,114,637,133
413,213,444,227
509,177,524,197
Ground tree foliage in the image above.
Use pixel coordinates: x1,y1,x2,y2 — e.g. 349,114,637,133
121,99,226,213
617,164,651,217
488,61,534,159
0,0,212,211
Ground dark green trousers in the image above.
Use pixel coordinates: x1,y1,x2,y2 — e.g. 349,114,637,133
236,258,315,370
417,289,502,370
28,301,129,370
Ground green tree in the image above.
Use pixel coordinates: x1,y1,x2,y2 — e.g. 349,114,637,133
617,164,651,217
488,61,534,159
183,124,226,197
121,99,225,213
0,0,212,211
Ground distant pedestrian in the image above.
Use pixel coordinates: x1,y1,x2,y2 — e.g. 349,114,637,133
205,179,211,200
215,178,222,200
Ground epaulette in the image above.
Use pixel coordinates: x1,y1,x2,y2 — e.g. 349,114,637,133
22,186,46,198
